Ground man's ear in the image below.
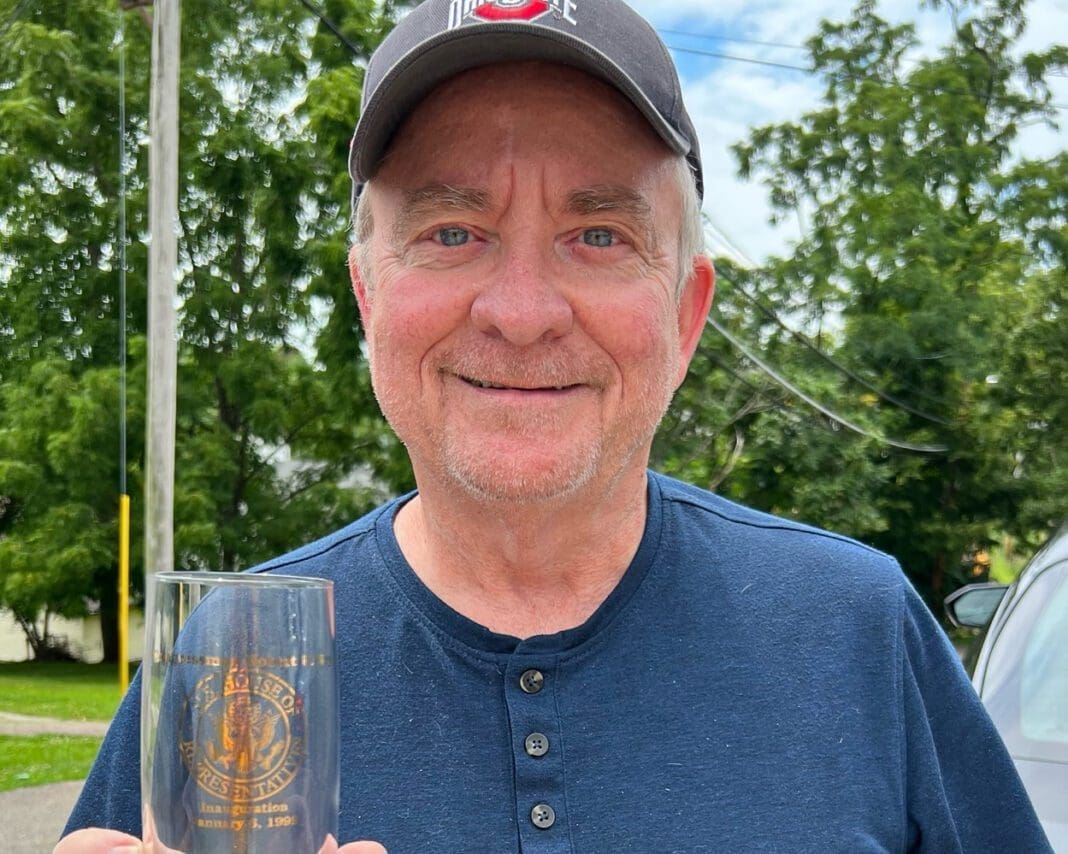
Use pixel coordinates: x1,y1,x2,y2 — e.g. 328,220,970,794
348,244,371,322
674,255,715,387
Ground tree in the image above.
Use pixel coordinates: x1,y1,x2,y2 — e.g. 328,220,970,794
0,0,399,658
658,0,1067,603
0,0,152,657
0,358,143,658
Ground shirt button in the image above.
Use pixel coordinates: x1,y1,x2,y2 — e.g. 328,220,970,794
519,669,544,694
531,803,556,829
524,732,549,757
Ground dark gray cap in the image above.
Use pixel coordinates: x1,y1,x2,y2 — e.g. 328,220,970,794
348,0,702,200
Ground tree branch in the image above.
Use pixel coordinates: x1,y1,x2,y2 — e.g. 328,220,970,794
120,0,153,30
709,427,746,492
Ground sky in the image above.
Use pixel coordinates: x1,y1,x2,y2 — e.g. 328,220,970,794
626,0,1068,263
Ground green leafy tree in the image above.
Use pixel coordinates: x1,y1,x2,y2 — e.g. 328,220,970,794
0,0,400,658
0,0,151,657
659,0,1066,603
0,357,144,658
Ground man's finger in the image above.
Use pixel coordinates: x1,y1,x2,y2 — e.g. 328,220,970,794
318,834,387,854
52,827,142,853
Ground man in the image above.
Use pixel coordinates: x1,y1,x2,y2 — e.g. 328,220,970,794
58,0,1051,851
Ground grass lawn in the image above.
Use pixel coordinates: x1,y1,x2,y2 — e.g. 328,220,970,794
0,661,125,721
0,734,102,792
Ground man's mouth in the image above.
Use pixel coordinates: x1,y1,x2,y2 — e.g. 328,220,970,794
460,375,578,392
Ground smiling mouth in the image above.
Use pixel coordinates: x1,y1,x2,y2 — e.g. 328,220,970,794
460,375,579,392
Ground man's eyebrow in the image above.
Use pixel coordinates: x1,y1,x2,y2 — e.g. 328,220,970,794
391,184,492,243
566,185,653,221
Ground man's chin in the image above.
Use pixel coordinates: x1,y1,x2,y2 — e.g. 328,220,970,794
443,452,600,504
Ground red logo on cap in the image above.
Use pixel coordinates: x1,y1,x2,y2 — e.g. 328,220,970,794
471,0,550,22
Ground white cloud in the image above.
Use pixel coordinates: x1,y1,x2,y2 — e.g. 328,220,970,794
627,0,1066,261
1018,0,1068,53
685,65,823,261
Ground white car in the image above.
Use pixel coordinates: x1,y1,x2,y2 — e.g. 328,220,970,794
947,523,1068,851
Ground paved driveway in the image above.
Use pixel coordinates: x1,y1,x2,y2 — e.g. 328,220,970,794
0,780,85,853
0,712,110,853
0,711,108,738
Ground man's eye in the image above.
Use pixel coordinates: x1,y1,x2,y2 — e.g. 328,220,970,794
581,228,615,247
436,227,470,247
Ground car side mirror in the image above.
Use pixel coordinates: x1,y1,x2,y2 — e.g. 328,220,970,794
945,582,1009,629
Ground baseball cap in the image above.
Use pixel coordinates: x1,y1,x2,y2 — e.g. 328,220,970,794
348,0,703,200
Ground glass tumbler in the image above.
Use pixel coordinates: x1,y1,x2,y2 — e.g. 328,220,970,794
142,571,338,853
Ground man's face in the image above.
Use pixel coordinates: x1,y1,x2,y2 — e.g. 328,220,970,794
352,62,713,502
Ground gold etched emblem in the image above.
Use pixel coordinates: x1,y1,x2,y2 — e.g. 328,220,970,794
180,661,305,803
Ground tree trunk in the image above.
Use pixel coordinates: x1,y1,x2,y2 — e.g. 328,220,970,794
98,571,120,663
931,552,946,599
15,613,45,659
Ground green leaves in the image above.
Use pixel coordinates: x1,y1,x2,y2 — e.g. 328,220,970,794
0,359,127,636
667,0,1067,606
0,0,393,657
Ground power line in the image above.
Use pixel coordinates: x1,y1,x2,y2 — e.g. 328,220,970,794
295,0,362,58
115,0,132,697
668,44,818,74
118,1,128,495
707,316,948,453
658,28,807,53
660,26,1068,79
703,350,864,443
0,0,33,39
717,276,953,425
704,348,774,400
702,208,1003,420
703,216,759,269
665,42,1068,111
701,216,956,424
702,348,820,427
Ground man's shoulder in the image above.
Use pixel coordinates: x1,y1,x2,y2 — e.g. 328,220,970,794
651,471,902,582
249,494,410,580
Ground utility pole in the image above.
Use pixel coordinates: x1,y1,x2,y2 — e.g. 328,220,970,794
145,0,180,580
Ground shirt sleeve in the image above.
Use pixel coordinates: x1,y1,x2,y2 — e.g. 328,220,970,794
899,580,1053,853
61,667,144,841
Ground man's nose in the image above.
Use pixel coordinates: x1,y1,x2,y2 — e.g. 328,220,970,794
469,246,574,346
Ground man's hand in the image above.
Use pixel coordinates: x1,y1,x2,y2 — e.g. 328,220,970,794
53,828,387,853
53,828,152,853
320,836,388,854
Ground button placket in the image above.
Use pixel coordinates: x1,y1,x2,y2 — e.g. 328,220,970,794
505,658,569,851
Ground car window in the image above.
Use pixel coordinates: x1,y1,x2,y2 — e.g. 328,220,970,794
981,560,1068,763
1020,570,1068,744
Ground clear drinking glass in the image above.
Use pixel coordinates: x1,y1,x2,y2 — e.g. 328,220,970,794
142,571,338,853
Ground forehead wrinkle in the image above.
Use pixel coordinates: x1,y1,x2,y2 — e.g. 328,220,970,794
389,183,493,245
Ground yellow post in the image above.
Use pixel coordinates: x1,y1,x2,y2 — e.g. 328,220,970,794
118,493,131,694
